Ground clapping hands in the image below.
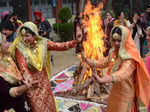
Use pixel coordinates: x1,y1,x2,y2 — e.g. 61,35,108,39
23,75,39,89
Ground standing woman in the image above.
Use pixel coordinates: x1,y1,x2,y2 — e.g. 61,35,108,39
0,36,36,112
82,26,150,112
103,11,114,56
9,22,81,112
130,11,143,53
113,11,130,28
104,11,114,38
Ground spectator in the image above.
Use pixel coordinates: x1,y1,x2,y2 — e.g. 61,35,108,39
129,11,143,53
103,11,114,56
114,11,130,28
33,11,52,40
9,12,23,31
140,4,150,57
74,13,83,54
104,11,114,38
1,20,17,43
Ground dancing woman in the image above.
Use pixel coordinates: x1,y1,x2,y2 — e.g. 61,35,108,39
83,26,150,112
10,22,81,112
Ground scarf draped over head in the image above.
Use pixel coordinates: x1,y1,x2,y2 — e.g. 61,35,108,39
0,42,22,84
9,22,51,78
110,25,150,108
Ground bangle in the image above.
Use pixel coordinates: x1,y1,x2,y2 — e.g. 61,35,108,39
9,87,17,98
69,41,74,48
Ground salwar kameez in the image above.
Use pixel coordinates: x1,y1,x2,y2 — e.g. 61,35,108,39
0,53,28,112
95,26,150,112
10,22,77,112
107,60,136,112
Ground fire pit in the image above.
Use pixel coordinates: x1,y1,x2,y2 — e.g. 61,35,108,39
55,0,111,104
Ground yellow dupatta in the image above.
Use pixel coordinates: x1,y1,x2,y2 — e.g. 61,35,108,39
113,19,127,27
9,22,51,78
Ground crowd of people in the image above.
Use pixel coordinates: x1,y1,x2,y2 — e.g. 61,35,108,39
0,3,150,112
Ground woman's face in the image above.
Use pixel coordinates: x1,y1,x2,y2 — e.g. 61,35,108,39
119,12,124,20
1,41,11,54
147,29,150,36
22,32,36,45
76,25,83,41
111,34,121,51
133,13,139,20
106,12,112,20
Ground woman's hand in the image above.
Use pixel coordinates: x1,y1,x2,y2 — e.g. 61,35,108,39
93,72,113,83
93,72,105,83
10,80,39,97
23,79,39,89
25,80,39,89
23,74,39,89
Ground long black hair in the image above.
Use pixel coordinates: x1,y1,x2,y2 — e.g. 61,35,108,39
112,27,122,36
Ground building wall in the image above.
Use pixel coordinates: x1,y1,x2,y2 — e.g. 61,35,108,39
0,0,76,21
0,0,13,16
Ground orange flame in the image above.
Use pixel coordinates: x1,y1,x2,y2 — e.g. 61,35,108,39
82,1,105,83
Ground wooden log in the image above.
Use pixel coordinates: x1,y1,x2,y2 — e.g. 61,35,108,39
78,64,87,85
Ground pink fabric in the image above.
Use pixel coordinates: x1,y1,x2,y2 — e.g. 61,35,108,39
145,56,150,112
0,11,9,19
149,104,150,112
145,56,150,76
54,79,74,93
55,73,68,79
79,103,92,111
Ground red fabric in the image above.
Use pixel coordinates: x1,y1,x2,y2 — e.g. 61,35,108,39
34,11,42,18
47,40,77,51
33,11,45,24
15,49,57,112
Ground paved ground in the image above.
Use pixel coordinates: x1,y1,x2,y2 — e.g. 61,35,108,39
51,48,80,76
48,18,80,76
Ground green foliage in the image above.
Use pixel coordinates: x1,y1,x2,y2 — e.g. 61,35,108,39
53,22,74,42
58,7,72,23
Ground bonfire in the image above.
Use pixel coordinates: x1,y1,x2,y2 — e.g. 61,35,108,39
56,0,111,104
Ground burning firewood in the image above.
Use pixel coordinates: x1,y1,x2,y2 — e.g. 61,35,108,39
55,0,111,104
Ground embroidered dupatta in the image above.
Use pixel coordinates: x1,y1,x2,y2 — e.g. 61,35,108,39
110,26,150,110
9,22,51,78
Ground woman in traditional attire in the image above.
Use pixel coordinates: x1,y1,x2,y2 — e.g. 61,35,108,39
113,11,130,28
0,36,35,112
9,22,81,112
82,26,150,112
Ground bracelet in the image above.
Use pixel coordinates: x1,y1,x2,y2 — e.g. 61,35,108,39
68,41,74,48
9,87,17,98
